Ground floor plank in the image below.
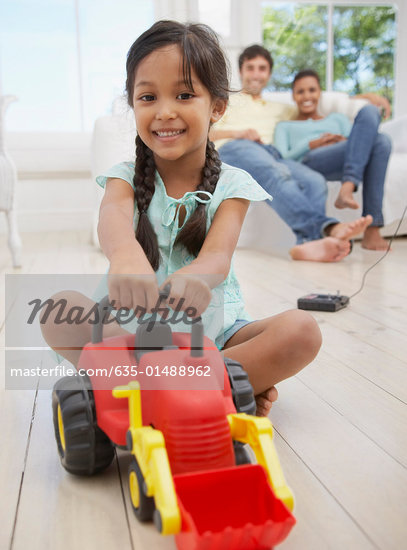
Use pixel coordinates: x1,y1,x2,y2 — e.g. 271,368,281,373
319,323,407,404
275,430,375,550
0,385,37,550
298,351,407,467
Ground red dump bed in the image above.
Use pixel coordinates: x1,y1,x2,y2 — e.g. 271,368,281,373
173,464,295,550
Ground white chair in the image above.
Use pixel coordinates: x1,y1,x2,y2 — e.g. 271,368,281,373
0,95,22,267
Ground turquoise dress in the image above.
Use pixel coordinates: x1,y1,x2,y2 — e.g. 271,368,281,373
95,161,271,349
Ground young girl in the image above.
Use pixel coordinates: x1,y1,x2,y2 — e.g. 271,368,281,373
274,69,392,251
42,21,321,416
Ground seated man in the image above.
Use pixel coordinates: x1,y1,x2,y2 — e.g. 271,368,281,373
210,45,390,262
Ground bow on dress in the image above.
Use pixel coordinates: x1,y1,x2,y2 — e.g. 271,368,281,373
161,190,213,229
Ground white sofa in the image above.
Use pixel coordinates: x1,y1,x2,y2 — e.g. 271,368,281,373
91,92,407,253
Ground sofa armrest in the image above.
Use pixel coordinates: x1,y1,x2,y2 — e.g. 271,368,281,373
91,115,137,180
380,115,407,153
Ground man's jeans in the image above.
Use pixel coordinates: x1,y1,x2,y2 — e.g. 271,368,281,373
219,140,338,244
302,105,392,227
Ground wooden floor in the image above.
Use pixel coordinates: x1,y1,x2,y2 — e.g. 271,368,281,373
1,230,407,550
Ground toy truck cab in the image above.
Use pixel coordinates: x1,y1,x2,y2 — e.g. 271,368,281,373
52,296,295,549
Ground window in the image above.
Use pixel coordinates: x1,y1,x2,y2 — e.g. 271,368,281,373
0,0,154,132
1,0,81,132
263,3,328,89
333,5,395,103
262,2,396,106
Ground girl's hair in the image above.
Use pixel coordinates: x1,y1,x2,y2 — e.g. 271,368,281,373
126,20,230,271
292,69,321,90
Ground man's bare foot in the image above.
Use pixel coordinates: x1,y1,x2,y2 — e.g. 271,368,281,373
290,236,351,262
335,181,360,209
255,386,278,416
361,226,389,250
327,215,373,240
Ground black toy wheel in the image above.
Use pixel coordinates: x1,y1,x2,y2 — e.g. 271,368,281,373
129,458,155,521
52,375,114,476
233,440,252,465
224,357,256,416
153,509,163,533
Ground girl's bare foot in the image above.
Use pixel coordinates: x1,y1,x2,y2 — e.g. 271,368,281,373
327,215,373,240
255,386,278,416
361,226,389,250
290,236,351,262
335,181,360,210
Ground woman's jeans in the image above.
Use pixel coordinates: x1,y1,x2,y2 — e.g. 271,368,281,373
302,105,392,227
219,140,338,244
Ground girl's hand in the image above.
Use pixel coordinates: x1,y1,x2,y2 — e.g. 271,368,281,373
162,275,212,318
108,256,159,314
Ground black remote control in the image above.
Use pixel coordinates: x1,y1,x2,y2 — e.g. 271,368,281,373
297,293,349,312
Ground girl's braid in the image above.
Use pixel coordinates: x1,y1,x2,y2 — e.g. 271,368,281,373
133,135,160,270
175,139,222,256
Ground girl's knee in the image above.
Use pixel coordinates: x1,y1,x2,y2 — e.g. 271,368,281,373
255,310,321,383
281,309,322,358
39,290,92,339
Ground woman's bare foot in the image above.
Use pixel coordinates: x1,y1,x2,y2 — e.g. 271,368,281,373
255,386,279,416
327,215,373,240
361,226,389,250
290,236,351,262
335,181,360,209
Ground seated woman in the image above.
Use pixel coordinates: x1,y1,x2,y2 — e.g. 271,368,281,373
274,69,392,250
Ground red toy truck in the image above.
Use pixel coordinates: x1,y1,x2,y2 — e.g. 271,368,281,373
52,295,295,550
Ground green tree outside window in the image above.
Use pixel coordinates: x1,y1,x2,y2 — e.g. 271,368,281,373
262,3,396,107
263,4,327,90
333,6,396,105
